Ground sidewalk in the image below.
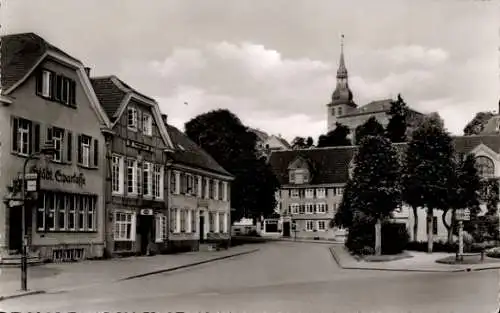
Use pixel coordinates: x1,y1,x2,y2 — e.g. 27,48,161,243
0,244,259,301
330,244,500,273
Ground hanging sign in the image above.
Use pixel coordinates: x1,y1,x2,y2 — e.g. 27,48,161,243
140,209,153,216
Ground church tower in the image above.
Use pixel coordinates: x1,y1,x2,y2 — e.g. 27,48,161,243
327,35,357,132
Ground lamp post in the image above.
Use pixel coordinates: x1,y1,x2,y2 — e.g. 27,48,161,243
20,141,55,291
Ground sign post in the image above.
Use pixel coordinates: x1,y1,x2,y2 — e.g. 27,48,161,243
455,208,470,261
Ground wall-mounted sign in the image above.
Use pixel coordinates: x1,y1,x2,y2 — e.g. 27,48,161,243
140,209,153,216
32,167,86,187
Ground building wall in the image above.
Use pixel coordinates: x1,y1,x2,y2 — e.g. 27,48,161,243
327,104,358,132
167,166,231,251
0,59,107,260
106,97,169,256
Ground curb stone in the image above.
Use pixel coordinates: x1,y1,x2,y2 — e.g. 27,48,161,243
120,248,260,281
0,248,259,302
328,246,500,273
0,290,45,302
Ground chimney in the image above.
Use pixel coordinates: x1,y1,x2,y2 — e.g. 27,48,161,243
161,114,168,125
84,67,91,77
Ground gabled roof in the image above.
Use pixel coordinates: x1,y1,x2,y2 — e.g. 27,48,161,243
248,128,269,142
165,123,233,178
269,135,499,186
340,98,424,118
1,32,82,91
480,115,500,135
274,136,292,149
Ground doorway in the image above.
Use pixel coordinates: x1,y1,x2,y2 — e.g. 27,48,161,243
9,207,23,253
283,221,291,237
138,215,153,255
199,215,205,243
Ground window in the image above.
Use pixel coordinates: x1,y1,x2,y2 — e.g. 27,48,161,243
318,221,326,231
337,107,343,116
170,171,177,194
305,189,314,199
306,203,314,214
170,208,177,233
191,210,197,233
306,221,314,231
316,188,326,199
293,169,309,184
289,171,295,183
290,203,299,214
78,197,86,231
12,117,35,156
155,214,167,243
48,127,64,163
127,159,138,195
37,70,52,97
136,162,142,196
57,195,66,230
143,162,152,197
476,156,495,178
180,209,186,232
203,178,208,199
299,204,305,214
127,107,138,130
142,113,153,136
218,181,223,200
36,192,96,232
332,187,343,196
209,212,215,232
36,71,76,106
209,179,214,199
186,175,194,195
114,211,135,241
153,165,163,199
291,189,300,198
112,155,124,194
219,212,224,233
194,176,200,197
316,203,327,214
78,135,91,167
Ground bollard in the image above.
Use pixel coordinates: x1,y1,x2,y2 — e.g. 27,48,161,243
481,251,485,262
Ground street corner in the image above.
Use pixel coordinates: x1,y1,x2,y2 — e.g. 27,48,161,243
0,290,45,302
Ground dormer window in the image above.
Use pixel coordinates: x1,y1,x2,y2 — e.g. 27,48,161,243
288,157,311,185
36,69,76,107
128,107,138,130
142,113,153,136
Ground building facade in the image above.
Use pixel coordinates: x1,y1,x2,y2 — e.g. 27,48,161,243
249,128,290,159
269,135,500,243
91,75,172,256
165,123,233,251
0,33,111,261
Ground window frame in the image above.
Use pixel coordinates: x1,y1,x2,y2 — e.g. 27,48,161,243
142,112,153,136
127,107,138,131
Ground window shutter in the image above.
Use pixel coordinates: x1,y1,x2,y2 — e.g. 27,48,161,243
12,117,19,152
130,213,137,242
36,70,43,95
28,121,33,154
93,139,99,167
70,81,76,105
33,123,40,153
55,75,63,101
66,131,73,162
77,135,83,164
155,215,162,243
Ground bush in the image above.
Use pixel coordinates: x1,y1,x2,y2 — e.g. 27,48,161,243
406,241,458,253
486,247,500,258
346,220,409,255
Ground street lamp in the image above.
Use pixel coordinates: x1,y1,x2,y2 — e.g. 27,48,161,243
20,141,55,291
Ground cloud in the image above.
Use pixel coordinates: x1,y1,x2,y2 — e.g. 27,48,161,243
377,45,449,65
149,48,206,77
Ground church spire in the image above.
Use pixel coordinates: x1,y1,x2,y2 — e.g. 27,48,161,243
337,34,348,79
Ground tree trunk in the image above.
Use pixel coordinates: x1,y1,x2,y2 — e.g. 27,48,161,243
427,208,434,253
375,218,382,256
412,206,418,242
446,209,456,244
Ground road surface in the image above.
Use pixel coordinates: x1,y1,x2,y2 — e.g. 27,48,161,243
1,241,499,312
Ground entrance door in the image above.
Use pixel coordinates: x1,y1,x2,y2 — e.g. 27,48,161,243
138,215,153,255
199,215,205,243
283,221,291,237
9,207,23,253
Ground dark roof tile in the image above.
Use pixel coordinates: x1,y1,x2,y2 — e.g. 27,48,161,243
90,77,127,120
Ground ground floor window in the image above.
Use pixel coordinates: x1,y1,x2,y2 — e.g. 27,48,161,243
306,220,314,231
155,213,167,243
209,212,215,232
180,209,187,232
317,220,326,231
170,208,177,233
36,191,97,232
191,210,196,233
114,211,135,241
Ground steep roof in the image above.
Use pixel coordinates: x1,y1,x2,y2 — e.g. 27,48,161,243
90,76,157,121
248,128,269,142
1,32,82,92
269,135,500,186
165,123,233,177
275,136,292,149
341,99,392,117
480,115,500,135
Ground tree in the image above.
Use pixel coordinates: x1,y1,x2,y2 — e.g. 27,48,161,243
306,137,314,148
317,123,352,147
333,179,356,228
185,109,280,221
386,94,409,143
291,137,307,149
463,112,494,135
443,154,481,243
354,117,385,145
404,113,456,252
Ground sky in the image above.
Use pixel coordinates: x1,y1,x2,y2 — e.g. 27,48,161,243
2,0,499,143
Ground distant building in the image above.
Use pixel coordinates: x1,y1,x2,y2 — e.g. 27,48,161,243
249,128,291,158
326,36,424,143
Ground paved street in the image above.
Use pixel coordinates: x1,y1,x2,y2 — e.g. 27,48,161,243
1,241,499,313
